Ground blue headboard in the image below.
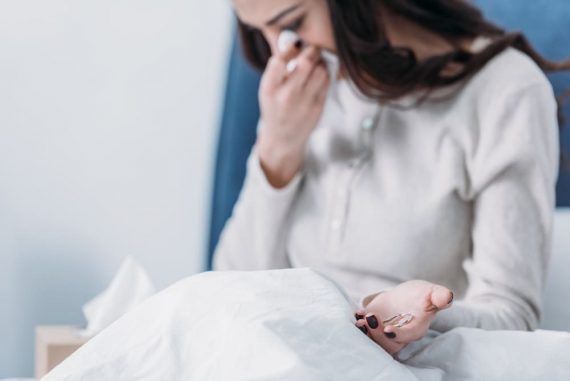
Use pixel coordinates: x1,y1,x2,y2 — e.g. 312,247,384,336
207,0,570,269
474,0,570,204
207,36,261,270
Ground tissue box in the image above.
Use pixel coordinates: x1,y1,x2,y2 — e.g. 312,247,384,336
35,326,90,379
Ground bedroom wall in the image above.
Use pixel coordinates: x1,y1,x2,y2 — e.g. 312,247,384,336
0,0,232,377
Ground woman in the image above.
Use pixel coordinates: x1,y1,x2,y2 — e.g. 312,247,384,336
213,0,570,355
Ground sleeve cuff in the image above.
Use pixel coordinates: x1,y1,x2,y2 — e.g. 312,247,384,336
247,145,304,197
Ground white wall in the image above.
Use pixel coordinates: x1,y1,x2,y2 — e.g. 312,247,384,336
0,0,232,377
542,209,570,331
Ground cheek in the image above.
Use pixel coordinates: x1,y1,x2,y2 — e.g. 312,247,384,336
304,29,335,52
303,10,336,52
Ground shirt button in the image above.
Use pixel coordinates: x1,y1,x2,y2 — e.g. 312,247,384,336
361,116,375,131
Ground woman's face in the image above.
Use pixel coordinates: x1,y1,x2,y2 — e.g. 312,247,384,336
232,0,336,56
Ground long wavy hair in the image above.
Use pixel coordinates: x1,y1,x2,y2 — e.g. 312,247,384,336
237,0,570,121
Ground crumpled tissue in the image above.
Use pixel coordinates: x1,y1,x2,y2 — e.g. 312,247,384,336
80,256,156,337
277,30,342,104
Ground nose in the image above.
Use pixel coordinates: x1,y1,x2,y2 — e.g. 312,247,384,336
268,30,302,56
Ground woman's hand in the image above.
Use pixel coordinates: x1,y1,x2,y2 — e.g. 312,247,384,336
256,43,330,188
355,280,454,355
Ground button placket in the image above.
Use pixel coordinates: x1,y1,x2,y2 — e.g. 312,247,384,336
326,164,353,256
325,108,382,259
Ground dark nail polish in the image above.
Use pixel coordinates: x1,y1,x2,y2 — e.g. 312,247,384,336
448,292,454,305
355,313,365,320
366,315,379,329
294,40,303,49
358,325,368,334
384,331,396,339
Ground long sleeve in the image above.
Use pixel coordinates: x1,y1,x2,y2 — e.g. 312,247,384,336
431,82,560,332
213,123,304,271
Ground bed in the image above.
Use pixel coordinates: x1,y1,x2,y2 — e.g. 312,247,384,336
40,261,570,381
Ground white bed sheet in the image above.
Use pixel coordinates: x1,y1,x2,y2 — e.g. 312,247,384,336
42,269,570,381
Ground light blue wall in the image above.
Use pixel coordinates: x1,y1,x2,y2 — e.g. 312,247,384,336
0,0,232,377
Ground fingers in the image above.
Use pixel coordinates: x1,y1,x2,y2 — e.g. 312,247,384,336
354,310,367,334
362,312,417,346
276,33,303,63
262,44,325,101
432,287,454,310
261,42,302,92
382,320,422,344
355,318,368,335
261,57,288,94
425,287,454,313
355,282,455,354
285,46,321,89
356,313,406,354
354,310,366,320
304,64,329,103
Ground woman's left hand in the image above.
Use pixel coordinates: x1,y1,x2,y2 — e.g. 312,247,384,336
354,280,454,354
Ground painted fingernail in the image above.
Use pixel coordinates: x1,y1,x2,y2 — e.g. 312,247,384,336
358,325,368,334
384,331,396,339
355,313,365,320
294,40,303,49
448,292,454,305
366,314,379,329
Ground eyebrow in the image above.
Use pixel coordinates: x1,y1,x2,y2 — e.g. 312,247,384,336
265,3,301,27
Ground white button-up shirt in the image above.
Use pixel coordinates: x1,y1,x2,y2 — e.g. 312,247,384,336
214,46,559,333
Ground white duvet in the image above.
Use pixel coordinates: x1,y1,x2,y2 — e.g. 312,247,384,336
42,269,570,381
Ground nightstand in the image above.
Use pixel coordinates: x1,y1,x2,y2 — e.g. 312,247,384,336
35,326,90,379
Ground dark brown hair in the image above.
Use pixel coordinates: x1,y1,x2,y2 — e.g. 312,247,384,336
238,0,570,104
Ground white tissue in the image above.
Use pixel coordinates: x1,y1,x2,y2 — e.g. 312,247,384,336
277,30,299,54
277,30,340,81
80,256,156,337
320,49,340,79
277,30,299,72
277,30,342,109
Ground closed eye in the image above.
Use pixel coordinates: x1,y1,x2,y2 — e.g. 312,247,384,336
281,15,305,32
